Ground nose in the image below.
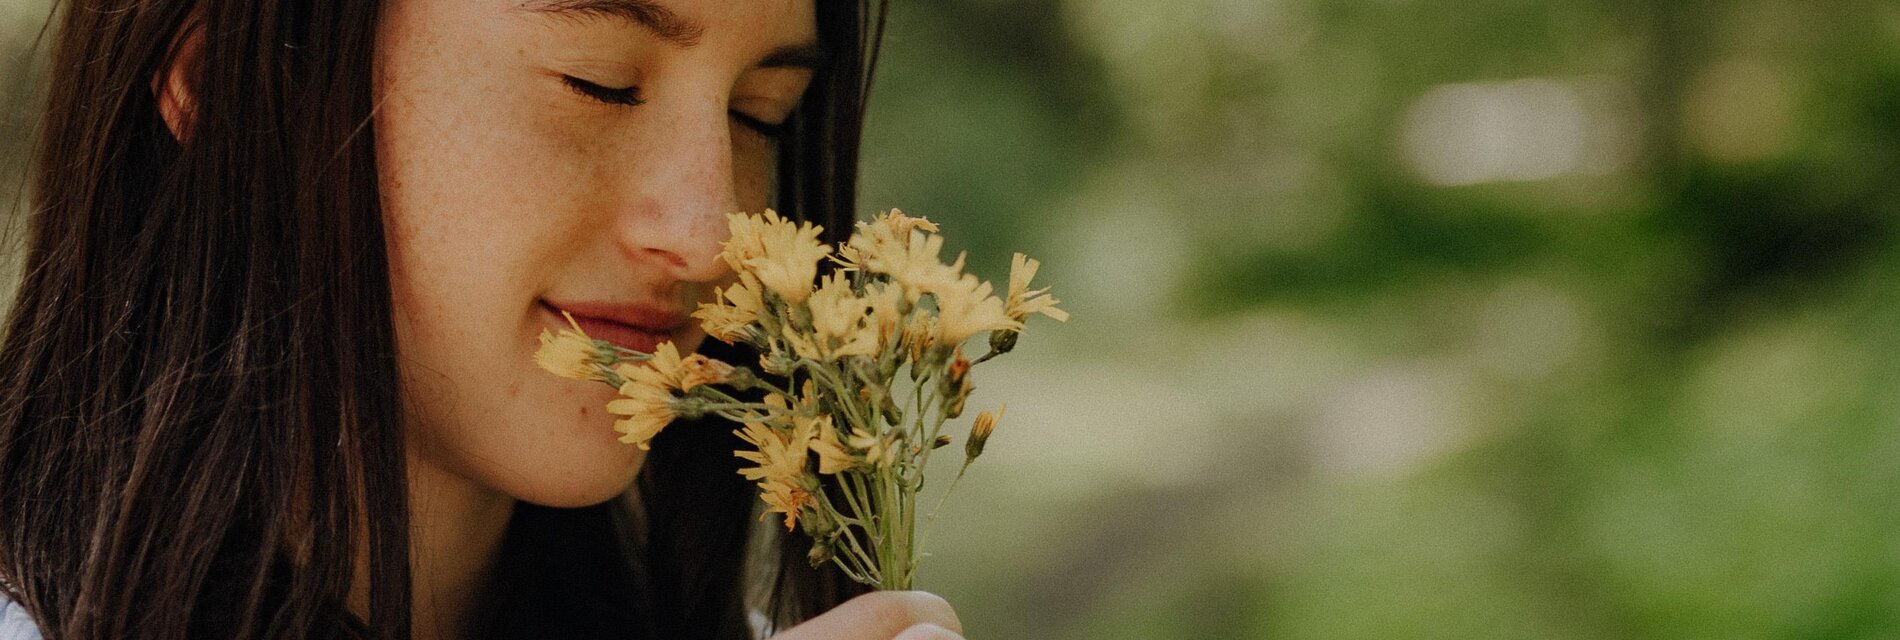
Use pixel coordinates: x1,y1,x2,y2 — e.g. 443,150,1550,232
608,102,738,284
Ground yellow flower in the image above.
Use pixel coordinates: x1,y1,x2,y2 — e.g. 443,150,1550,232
722,210,829,304
864,282,906,348
616,341,686,391
846,217,961,302
869,208,939,235
533,311,606,381
735,422,804,483
694,273,766,344
904,314,938,363
605,379,676,450
1006,253,1069,323
758,478,815,533
734,398,816,484
807,414,859,474
931,272,1020,345
788,273,880,362
597,341,698,449
719,209,776,271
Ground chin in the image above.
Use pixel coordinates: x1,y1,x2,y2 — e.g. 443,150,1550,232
496,447,647,509
467,406,650,509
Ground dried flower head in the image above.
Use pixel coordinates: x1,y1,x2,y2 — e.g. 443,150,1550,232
679,354,735,391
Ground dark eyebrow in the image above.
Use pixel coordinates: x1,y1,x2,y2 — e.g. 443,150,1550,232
759,43,827,70
523,0,706,47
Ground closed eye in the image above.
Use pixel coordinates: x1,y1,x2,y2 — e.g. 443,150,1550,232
562,75,645,107
730,110,787,140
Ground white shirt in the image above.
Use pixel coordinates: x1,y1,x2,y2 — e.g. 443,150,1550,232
0,591,39,640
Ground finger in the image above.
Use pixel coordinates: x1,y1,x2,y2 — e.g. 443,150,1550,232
770,591,962,639
895,622,966,640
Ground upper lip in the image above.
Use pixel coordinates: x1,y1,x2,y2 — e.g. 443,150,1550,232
541,299,690,333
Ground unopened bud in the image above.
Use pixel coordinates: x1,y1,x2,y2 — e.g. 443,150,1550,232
806,540,833,567
965,404,1004,461
672,395,711,419
725,366,760,391
988,328,1019,356
933,435,952,449
760,350,797,376
939,348,973,419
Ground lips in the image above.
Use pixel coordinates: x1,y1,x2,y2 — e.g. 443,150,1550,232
539,299,688,355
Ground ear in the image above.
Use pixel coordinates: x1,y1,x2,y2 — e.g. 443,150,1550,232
152,17,205,143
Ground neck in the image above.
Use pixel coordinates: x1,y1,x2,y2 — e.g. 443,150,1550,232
349,453,515,640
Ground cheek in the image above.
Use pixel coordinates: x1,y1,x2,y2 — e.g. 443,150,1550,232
373,21,650,507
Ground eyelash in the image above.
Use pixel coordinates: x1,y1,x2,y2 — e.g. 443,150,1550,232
562,75,645,106
561,75,787,140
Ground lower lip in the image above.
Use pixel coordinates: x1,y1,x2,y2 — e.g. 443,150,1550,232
537,301,673,356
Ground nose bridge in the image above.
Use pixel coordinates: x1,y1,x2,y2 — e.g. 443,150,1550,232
615,99,737,283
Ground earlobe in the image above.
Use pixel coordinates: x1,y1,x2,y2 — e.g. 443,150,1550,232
153,18,205,143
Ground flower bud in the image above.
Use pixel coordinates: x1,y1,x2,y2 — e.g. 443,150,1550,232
988,328,1019,356
760,350,797,376
932,435,952,449
939,348,973,419
725,366,760,391
671,395,711,419
965,404,1004,461
806,540,833,567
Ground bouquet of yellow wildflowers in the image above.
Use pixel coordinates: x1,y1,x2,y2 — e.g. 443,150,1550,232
533,210,1066,590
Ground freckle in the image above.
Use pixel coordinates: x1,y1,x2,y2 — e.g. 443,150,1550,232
580,407,590,417
507,381,522,398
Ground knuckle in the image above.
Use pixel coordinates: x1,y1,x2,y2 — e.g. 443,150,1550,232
888,591,960,633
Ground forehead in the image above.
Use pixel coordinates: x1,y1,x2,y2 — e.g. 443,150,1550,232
515,0,817,42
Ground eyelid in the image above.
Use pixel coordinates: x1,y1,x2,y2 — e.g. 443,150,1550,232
730,110,788,140
561,74,645,107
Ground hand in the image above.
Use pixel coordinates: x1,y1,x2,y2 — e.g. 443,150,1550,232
768,590,966,640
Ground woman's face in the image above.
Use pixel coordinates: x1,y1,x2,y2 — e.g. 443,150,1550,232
374,0,817,507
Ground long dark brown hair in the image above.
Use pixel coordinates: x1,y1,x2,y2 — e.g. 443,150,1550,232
0,0,887,638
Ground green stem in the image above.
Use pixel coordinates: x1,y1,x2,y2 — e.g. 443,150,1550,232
915,460,971,563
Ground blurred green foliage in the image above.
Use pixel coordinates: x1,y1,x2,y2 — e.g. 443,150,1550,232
864,1,1900,639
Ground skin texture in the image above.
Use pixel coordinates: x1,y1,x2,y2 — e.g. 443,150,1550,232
370,0,813,635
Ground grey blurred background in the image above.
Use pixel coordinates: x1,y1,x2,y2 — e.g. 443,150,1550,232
10,1,1900,638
